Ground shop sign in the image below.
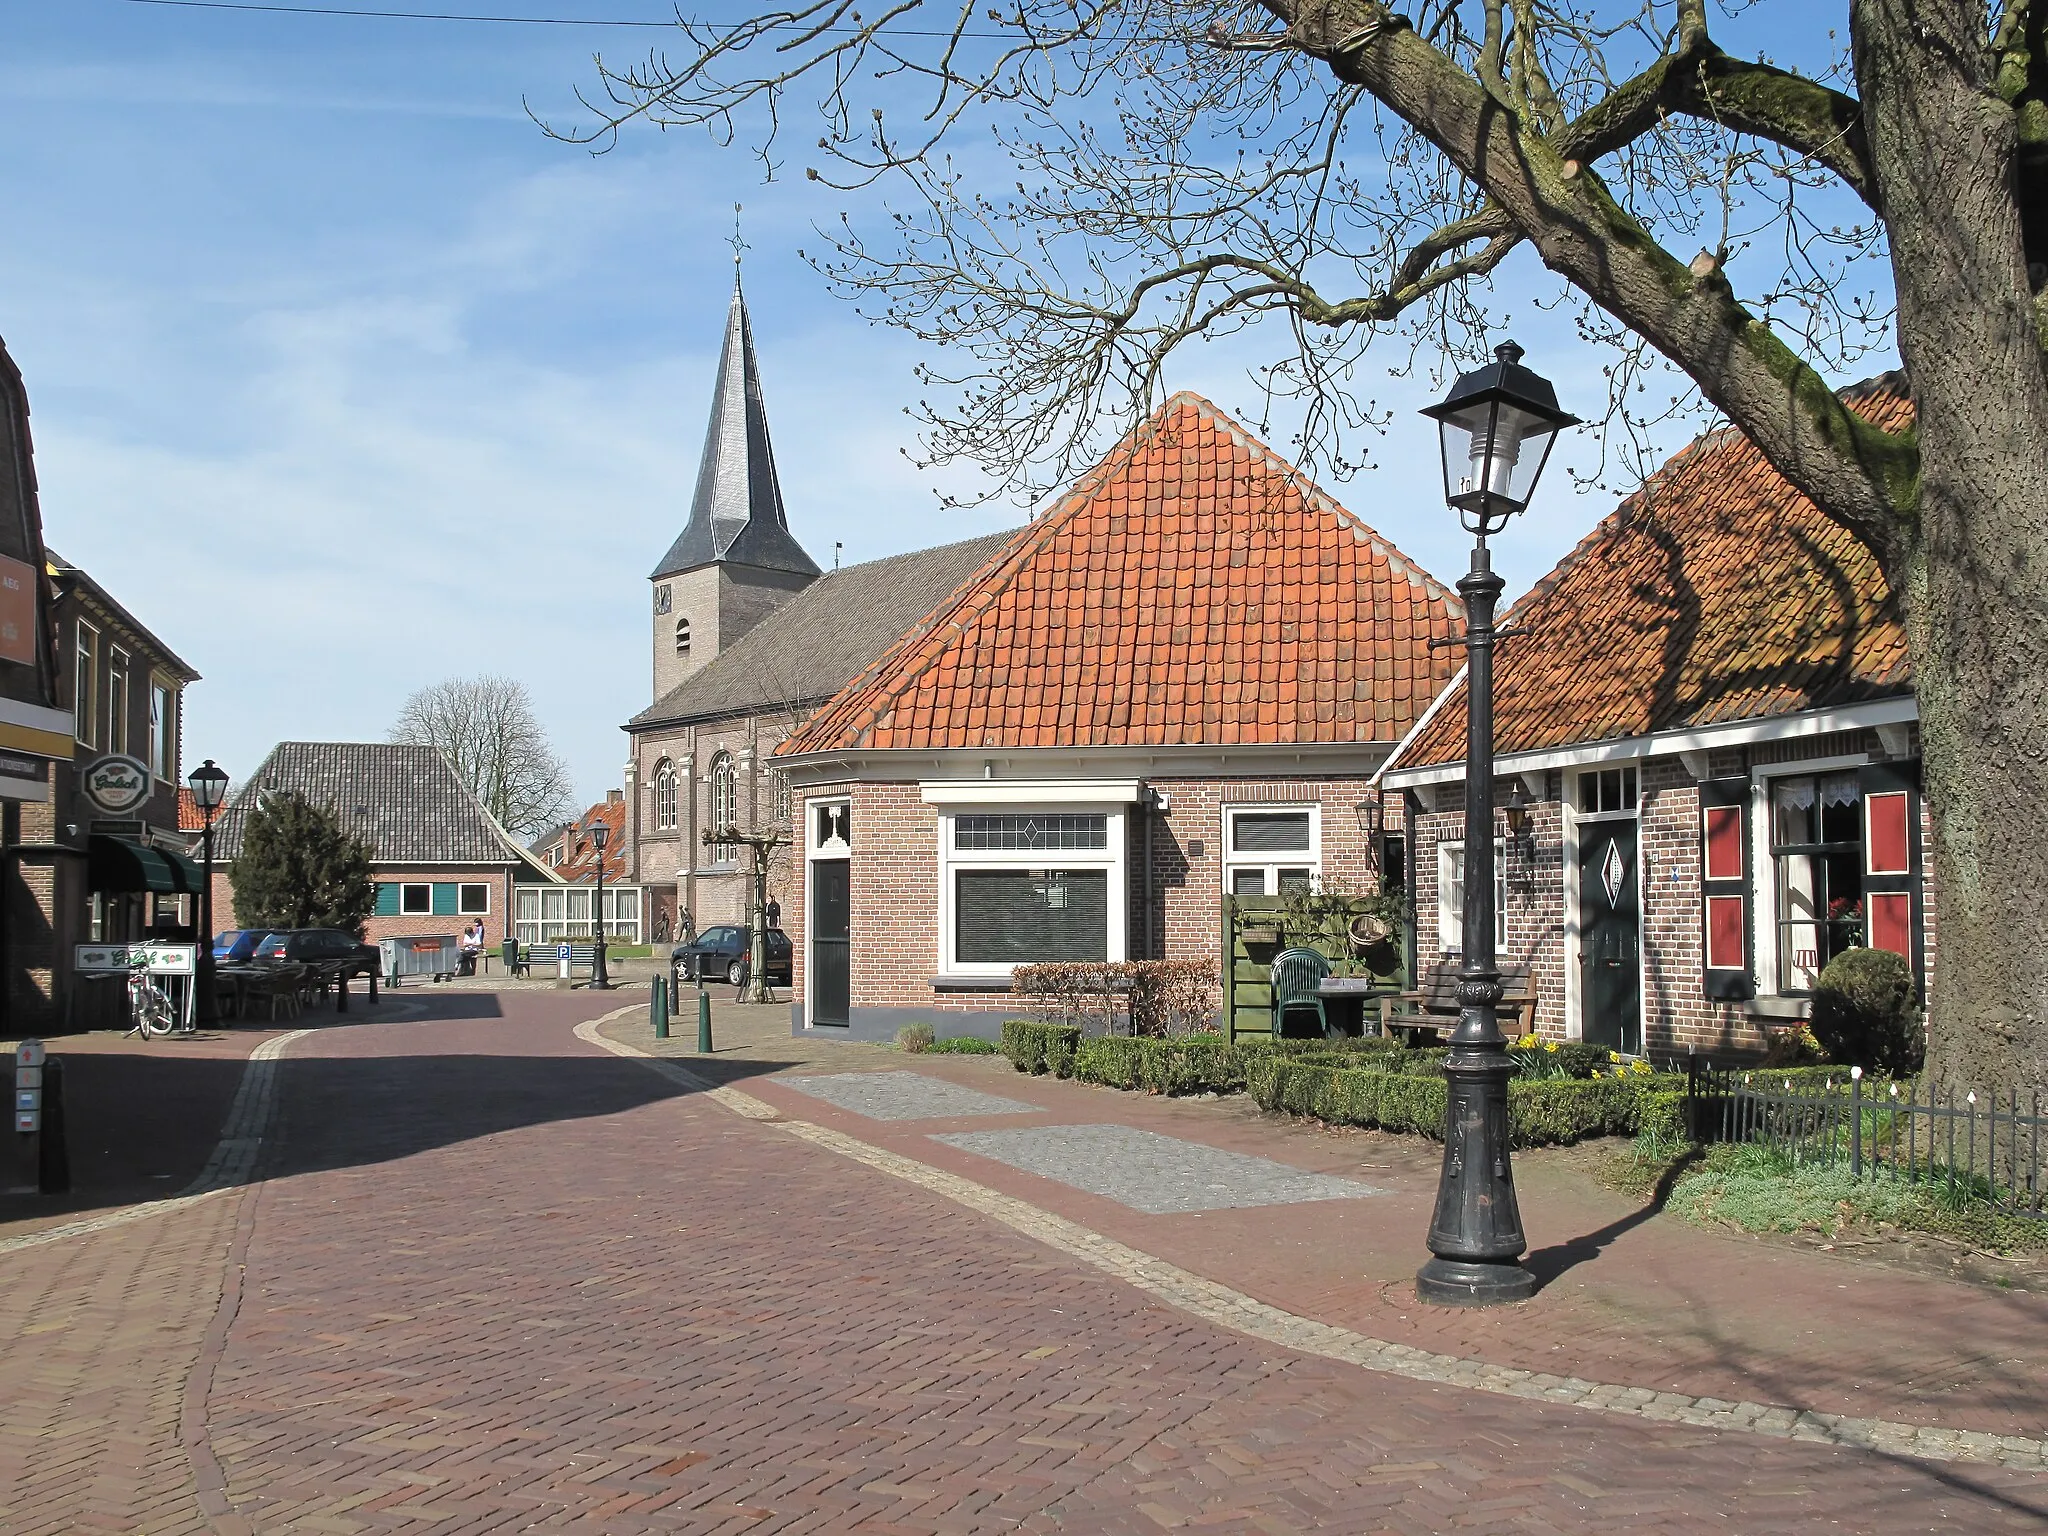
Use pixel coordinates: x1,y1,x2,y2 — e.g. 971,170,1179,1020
75,943,196,974
0,554,34,667
82,755,151,814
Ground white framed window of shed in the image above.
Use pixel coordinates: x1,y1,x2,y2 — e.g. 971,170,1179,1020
1223,806,1320,897
939,809,1125,975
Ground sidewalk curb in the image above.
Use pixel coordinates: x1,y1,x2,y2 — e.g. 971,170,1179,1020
575,1015,2048,1474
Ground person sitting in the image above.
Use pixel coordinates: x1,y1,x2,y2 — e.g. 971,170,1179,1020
457,919,485,977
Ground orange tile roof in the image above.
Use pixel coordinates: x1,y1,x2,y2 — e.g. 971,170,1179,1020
781,394,1464,755
555,796,629,885
177,787,207,833
1394,379,1913,770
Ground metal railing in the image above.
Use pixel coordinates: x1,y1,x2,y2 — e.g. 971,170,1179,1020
1685,1060,2047,1219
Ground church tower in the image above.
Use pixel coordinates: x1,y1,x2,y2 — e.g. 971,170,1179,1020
649,276,821,702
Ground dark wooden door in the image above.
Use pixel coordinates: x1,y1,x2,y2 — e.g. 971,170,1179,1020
810,859,851,1026
1578,822,1641,1053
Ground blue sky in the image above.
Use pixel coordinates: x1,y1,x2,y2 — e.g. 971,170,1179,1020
0,1,1874,811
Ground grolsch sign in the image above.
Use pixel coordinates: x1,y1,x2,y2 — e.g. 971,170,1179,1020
82,754,151,815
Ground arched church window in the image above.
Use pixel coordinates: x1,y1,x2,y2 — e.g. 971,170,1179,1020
653,760,679,831
675,617,692,655
709,752,737,839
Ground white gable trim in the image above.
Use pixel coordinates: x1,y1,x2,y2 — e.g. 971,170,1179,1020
1379,695,1918,790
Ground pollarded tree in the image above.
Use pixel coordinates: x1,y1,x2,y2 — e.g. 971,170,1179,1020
229,790,378,937
557,1,2048,1099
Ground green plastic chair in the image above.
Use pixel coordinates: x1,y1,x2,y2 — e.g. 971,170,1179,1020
1271,947,1334,1038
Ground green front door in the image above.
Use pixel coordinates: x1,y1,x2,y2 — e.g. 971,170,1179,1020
1578,822,1641,1053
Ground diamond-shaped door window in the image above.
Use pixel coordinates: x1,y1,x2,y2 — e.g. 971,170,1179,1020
1599,839,1628,906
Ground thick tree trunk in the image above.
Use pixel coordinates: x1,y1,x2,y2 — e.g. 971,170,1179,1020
1857,0,2048,1099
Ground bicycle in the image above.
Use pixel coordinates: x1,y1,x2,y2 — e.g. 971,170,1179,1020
126,958,184,1039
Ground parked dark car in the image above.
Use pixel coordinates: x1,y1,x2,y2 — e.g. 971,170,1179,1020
213,929,275,964
251,928,380,976
671,925,792,986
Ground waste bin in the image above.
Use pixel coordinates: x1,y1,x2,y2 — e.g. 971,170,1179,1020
380,934,460,985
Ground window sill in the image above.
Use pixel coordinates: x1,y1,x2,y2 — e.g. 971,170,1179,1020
1749,995,1812,1021
930,973,1017,991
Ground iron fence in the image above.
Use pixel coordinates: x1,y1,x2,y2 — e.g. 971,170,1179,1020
1684,1060,2048,1220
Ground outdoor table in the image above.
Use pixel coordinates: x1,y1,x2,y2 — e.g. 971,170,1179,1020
1316,976,1398,1037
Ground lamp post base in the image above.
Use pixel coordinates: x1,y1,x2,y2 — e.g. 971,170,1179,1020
1415,1255,1537,1306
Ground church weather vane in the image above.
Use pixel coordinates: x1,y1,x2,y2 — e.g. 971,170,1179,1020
730,204,747,270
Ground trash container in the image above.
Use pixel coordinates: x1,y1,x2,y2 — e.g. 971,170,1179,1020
379,934,460,985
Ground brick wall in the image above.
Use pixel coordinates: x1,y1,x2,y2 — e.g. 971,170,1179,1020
1400,727,1939,1057
213,866,515,949
790,772,1383,1026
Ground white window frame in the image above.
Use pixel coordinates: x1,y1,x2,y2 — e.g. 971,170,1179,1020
809,796,851,856
1749,751,1871,1000
653,759,679,831
936,805,1126,978
458,883,490,915
1436,838,1507,955
707,752,736,846
107,647,129,757
1222,804,1321,898
1560,762,1643,1044
148,677,175,781
400,882,432,915
74,621,97,749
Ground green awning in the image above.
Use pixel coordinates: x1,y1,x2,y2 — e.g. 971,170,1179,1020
88,835,203,895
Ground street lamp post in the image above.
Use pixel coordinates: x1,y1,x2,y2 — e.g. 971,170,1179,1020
588,821,612,990
187,759,230,1028
1415,341,1578,1307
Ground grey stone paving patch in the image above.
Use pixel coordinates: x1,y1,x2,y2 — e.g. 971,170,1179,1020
931,1124,1383,1214
779,1071,1041,1121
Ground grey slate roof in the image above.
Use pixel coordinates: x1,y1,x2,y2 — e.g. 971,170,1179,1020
629,530,1017,730
650,279,821,582
212,741,539,867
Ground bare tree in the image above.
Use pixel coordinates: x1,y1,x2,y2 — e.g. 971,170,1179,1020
551,1,2048,1099
391,675,576,836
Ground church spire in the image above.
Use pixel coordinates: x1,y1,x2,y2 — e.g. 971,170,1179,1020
650,275,821,581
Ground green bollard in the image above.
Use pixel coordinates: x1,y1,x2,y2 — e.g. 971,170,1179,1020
652,974,669,1040
696,984,713,1055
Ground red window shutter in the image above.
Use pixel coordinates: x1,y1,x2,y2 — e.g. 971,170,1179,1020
1857,761,1923,987
1698,777,1754,1001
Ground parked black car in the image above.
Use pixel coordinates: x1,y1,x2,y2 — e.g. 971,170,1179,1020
671,925,792,986
251,928,380,976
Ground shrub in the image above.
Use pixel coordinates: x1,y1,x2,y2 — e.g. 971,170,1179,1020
1001,1020,1082,1075
1011,960,1219,1035
925,1035,1002,1055
1810,948,1924,1075
895,1022,935,1053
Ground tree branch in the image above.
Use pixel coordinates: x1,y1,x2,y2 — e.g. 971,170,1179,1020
1287,1,1913,564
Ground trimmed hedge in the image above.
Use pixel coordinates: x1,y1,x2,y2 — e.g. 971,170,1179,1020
1002,1019,1082,1075
926,1035,1002,1055
1246,1056,1689,1149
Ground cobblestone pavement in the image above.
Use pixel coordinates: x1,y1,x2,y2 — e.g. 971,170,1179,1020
197,1002,2045,1529
8,993,2047,1533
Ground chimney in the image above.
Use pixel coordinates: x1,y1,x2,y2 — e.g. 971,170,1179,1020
607,788,624,804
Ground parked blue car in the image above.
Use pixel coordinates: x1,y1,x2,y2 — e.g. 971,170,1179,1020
213,929,275,963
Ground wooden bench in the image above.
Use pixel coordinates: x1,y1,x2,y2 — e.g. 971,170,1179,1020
1379,962,1539,1042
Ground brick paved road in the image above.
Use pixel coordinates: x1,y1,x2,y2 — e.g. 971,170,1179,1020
167,1000,2047,1533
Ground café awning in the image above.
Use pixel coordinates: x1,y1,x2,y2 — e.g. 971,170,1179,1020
88,835,203,895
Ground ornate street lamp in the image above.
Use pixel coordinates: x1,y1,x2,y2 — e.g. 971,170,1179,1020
187,759,230,1028
588,820,612,991
1416,341,1577,1306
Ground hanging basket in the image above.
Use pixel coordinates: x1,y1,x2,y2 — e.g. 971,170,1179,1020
1238,925,1282,949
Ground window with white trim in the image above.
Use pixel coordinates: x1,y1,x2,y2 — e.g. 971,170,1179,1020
107,648,129,756
769,766,792,825
940,808,1123,973
74,622,97,748
1769,770,1863,994
1436,839,1507,954
458,883,490,915
707,752,736,840
811,798,850,852
149,679,175,780
1575,766,1638,814
401,883,432,915
653,759,679,830
1223,806,1320,897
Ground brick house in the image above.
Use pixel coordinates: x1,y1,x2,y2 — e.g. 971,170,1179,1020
1377,378,1927,1057
211,741,553,951
773,393,1462,1039
0,339,82,1034
622,276,1012,946
514,790,640,946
